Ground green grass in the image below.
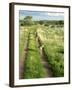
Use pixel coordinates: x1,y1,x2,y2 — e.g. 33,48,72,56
44,45,64,77
19,27,29,58
19,25,64,78
23,27,45,78
37,25,64,77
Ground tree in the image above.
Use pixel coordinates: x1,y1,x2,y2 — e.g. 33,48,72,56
38,20,44,25
58,20,64,25
23,16,33,26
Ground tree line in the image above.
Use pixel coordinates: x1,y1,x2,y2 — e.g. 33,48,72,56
20,16,64,26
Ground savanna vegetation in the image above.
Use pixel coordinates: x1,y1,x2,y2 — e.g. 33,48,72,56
19,15,64,79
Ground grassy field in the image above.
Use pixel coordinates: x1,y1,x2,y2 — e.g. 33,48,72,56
23,26,45,78
37,25,64,77
19,24,64,79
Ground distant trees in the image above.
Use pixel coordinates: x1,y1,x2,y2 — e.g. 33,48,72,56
23,16,34,26
58,20,64,25
20,15,64,26
20,16,33,26
38,20,44,25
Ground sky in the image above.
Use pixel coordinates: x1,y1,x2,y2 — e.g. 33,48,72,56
19,10,64,21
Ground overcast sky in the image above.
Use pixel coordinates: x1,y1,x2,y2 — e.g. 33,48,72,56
19,10,64,21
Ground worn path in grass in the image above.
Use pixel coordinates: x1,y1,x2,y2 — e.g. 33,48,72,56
19,40,28,79
19,27,53,78
19,32,29,79
36,37,53,77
